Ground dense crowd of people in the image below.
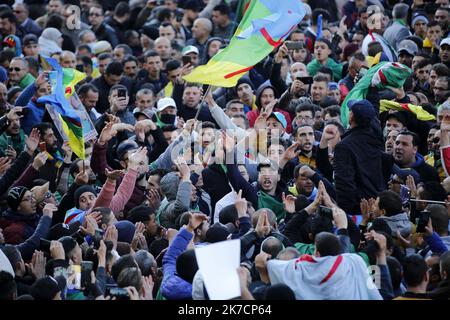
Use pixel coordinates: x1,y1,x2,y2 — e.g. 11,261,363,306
0,0,450,301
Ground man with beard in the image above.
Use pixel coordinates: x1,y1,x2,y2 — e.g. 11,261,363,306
424,129,446,181
334,99,390,215
0,106,25,158
31,122,62,192
434,77,450,106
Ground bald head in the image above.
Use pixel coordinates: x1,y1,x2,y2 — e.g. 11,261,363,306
192,18,213,42
61,51,76,68
154,37,172,60
290,62,307,77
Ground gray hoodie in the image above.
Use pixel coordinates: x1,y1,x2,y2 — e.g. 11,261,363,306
158,172,192,229
379,213,412,238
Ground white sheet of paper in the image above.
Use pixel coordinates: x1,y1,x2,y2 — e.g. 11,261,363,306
195,239,241,300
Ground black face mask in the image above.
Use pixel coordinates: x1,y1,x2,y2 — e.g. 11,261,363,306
160,114,176,124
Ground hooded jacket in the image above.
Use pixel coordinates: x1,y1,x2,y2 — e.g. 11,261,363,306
160,227,194,300
379,213,412,238
334,126,392,214
246,82,293,133
398,153,440,183
158,172,192,229
0,209,39,245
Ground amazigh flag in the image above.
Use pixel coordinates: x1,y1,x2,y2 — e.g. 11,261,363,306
38,55,86,98
380,100,436,121
183,0,306,87
235,0,251,23
341,62,412,127
37,56,85,159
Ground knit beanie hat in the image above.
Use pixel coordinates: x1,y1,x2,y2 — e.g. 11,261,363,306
7,186,29,211
74,185,97,209
114,220,136,244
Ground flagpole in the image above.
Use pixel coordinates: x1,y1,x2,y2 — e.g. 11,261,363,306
194,85,212,120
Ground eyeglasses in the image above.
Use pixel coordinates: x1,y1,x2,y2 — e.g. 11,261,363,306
297,116,312,121
44,191,53,199
21,195,36,202
9,67,21,72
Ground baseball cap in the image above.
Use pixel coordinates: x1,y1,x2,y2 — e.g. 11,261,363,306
397,40,418,56
440,38,450,48
23,34,38,46
93,40,112,55
268,112,287,129
116,140,139,160
30,276,66,300
157,97,177,112
182,45,199,56
133,107,154,120
328,82,339,90
348,99,376,125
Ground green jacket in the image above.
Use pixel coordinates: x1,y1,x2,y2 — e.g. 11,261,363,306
19,73,35,89
0,130,26,157
307,58,343,82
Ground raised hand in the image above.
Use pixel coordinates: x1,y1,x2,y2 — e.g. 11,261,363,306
111,123,135,135
75,171,89,185
186,213,208,233
406,175,417,198
282,142,301,162
128,147,148,171
282,192,297,214
32,151,48,170
255,210,271,238
50,241,65,260
332,206,348,230
42,203,58,218
105,168,125,181
182,119,197,137
27,250,46,280
25,128,40,155
175,156,190,180
104,225,118,251
146,188,161,210
235,190,248,217
0,157,12,175
6,106,24,121
98,122,117,146
140,276,154,300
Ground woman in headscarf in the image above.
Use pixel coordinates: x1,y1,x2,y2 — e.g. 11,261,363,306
38,28,63,57
201,37,225,65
